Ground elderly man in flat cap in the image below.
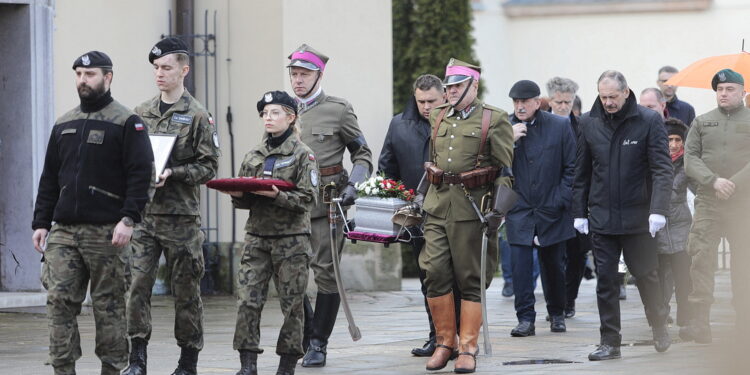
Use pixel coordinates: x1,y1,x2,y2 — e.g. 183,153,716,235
285,43,373,368
123,37,220,375
416,58,513,373
32,51,154,375
683,68,750,344
505,80,576,338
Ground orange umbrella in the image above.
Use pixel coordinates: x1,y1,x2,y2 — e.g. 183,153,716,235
666,52,750,89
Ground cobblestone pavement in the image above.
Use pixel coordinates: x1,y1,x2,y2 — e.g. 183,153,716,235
0,270,742,374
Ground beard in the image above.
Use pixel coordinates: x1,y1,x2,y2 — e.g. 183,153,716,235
77,80,106,101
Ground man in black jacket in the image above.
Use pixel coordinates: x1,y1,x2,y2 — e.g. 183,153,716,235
573,70,673,361
379,74,461,357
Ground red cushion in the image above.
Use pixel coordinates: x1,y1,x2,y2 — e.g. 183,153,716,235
206,177,296,192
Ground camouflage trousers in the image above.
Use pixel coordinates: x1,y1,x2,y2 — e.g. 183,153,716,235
42,223,128,374
309,215,345,294
687,196,750,315
233,233,311,357
127,214,205,349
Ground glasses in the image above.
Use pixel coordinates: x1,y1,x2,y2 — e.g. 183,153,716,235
259,109,286,120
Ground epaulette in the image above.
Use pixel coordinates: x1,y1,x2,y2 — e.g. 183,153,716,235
324,95,350,106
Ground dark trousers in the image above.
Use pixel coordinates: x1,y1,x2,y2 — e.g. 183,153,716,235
591,233,667,346
511,241,566,322
658,252,692,326
410,233,461,339
564,233,590,309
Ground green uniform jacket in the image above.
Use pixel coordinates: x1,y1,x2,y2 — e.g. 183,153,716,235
298,91,373,218
135,90,220,216
423,99,514,221
685,105,750,201
232,134,319,237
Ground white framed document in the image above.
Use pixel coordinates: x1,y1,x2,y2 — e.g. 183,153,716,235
149,134,178,183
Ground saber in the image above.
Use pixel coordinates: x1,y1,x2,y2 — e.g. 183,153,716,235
463,186,493,356
323,183,362,341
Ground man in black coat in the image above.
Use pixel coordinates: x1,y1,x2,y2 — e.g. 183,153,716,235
378,74,460,357
506,80,577,337
573,70,673,360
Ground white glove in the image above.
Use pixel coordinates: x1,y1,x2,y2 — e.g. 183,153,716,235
574,218,589,235
533,236,540,246
648,214,666,238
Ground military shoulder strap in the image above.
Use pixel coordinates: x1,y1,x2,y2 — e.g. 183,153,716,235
431,107,449,162
475,109,492,168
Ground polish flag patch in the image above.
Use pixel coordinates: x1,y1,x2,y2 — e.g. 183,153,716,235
134,123,145,131
308,154,316,161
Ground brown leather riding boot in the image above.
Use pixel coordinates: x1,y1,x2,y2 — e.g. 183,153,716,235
425,293,457,371
454,300,482,374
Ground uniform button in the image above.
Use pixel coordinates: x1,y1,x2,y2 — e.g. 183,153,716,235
453,123,457,127
472,132,476,136
447,158,452,162
449,146,453,150
451,135,455,139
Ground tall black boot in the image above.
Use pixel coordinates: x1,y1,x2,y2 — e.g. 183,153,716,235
276,355,298,375
235,350,257,375
122,338,148,375
302,295,314,351
301,293,340,367
170,347,199,375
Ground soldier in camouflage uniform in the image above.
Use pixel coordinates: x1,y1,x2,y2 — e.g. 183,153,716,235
286,44,373,368
684,69,750,344
219,91,318,375
32,51,154,375
124,38,220,375
418,59,514,373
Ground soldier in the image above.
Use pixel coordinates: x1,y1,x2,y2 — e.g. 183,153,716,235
32,51,154,375
124,37,220,375
286,44,373,368
417,58,514,373
684,69,750,343
220,90,318,375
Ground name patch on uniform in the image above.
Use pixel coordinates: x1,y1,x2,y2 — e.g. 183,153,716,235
87,130,105,144
171,113,193,124
703,121,719,127
61,128,77,135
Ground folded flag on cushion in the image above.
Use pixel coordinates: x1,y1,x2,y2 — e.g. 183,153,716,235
206,177,296,192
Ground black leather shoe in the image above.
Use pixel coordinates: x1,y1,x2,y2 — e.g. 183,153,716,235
301,338,327,367
550,315,566,333
411,337,435,357
502,282,513,297
652,325,671,353
588,344,621,361
510,321,535,337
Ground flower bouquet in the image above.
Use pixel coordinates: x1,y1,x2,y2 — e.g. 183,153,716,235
350,175,414,236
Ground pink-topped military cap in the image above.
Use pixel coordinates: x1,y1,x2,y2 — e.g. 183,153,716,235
287,44,330,72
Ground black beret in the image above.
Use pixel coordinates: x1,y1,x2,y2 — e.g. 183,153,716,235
509,80,541,99
149,37,189,64
665,118,688,140
257,91,297,114
72,51,112,70
711,68,744,91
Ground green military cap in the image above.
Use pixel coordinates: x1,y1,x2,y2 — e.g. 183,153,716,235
711,68,744,91
443,58,481,86
287,44,329,72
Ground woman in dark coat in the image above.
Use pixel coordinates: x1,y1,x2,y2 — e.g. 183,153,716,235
655,118,693,336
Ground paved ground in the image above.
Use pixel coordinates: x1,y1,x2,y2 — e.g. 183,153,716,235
0,270,742,374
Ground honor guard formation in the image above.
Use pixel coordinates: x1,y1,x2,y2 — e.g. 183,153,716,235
30,38,750,375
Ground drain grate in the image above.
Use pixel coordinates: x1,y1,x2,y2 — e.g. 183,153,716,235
503,359,580,365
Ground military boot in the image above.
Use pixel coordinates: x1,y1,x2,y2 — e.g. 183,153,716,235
454,301,481,374
301,293,340,367
53,362,75,375
276,355,298,375
688,303,713,344
425,293,458,371
100,362,120,375
122,338,148,375
652,324,671,353
235,350,257,375
170,347,199,375
302,295,314,351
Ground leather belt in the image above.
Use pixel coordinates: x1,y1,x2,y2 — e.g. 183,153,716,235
442,173,462,185
319,164,344,176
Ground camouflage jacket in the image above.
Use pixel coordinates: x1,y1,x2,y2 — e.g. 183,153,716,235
298,91,372,218
135,90,220,216
232,133,319,237
423,99,514,221
33,95,154,229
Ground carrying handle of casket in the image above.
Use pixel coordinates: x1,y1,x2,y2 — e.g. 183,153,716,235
323,182,351,232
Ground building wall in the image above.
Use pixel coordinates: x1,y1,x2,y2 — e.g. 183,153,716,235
473,0,749,116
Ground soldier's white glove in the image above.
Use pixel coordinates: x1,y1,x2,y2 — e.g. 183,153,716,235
574,218,589,235
533,236,540,247
648,214,666,238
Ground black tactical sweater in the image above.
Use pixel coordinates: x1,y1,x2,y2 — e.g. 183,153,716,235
32,91,154,229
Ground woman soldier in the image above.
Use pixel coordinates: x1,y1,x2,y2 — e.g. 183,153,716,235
219,90,319,375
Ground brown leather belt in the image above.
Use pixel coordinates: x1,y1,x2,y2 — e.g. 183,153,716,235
442,173,462,185
319,164,344,176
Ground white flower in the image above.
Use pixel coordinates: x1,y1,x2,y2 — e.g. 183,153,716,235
372,188,380,195
365,186,372,195
385,182,392,189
